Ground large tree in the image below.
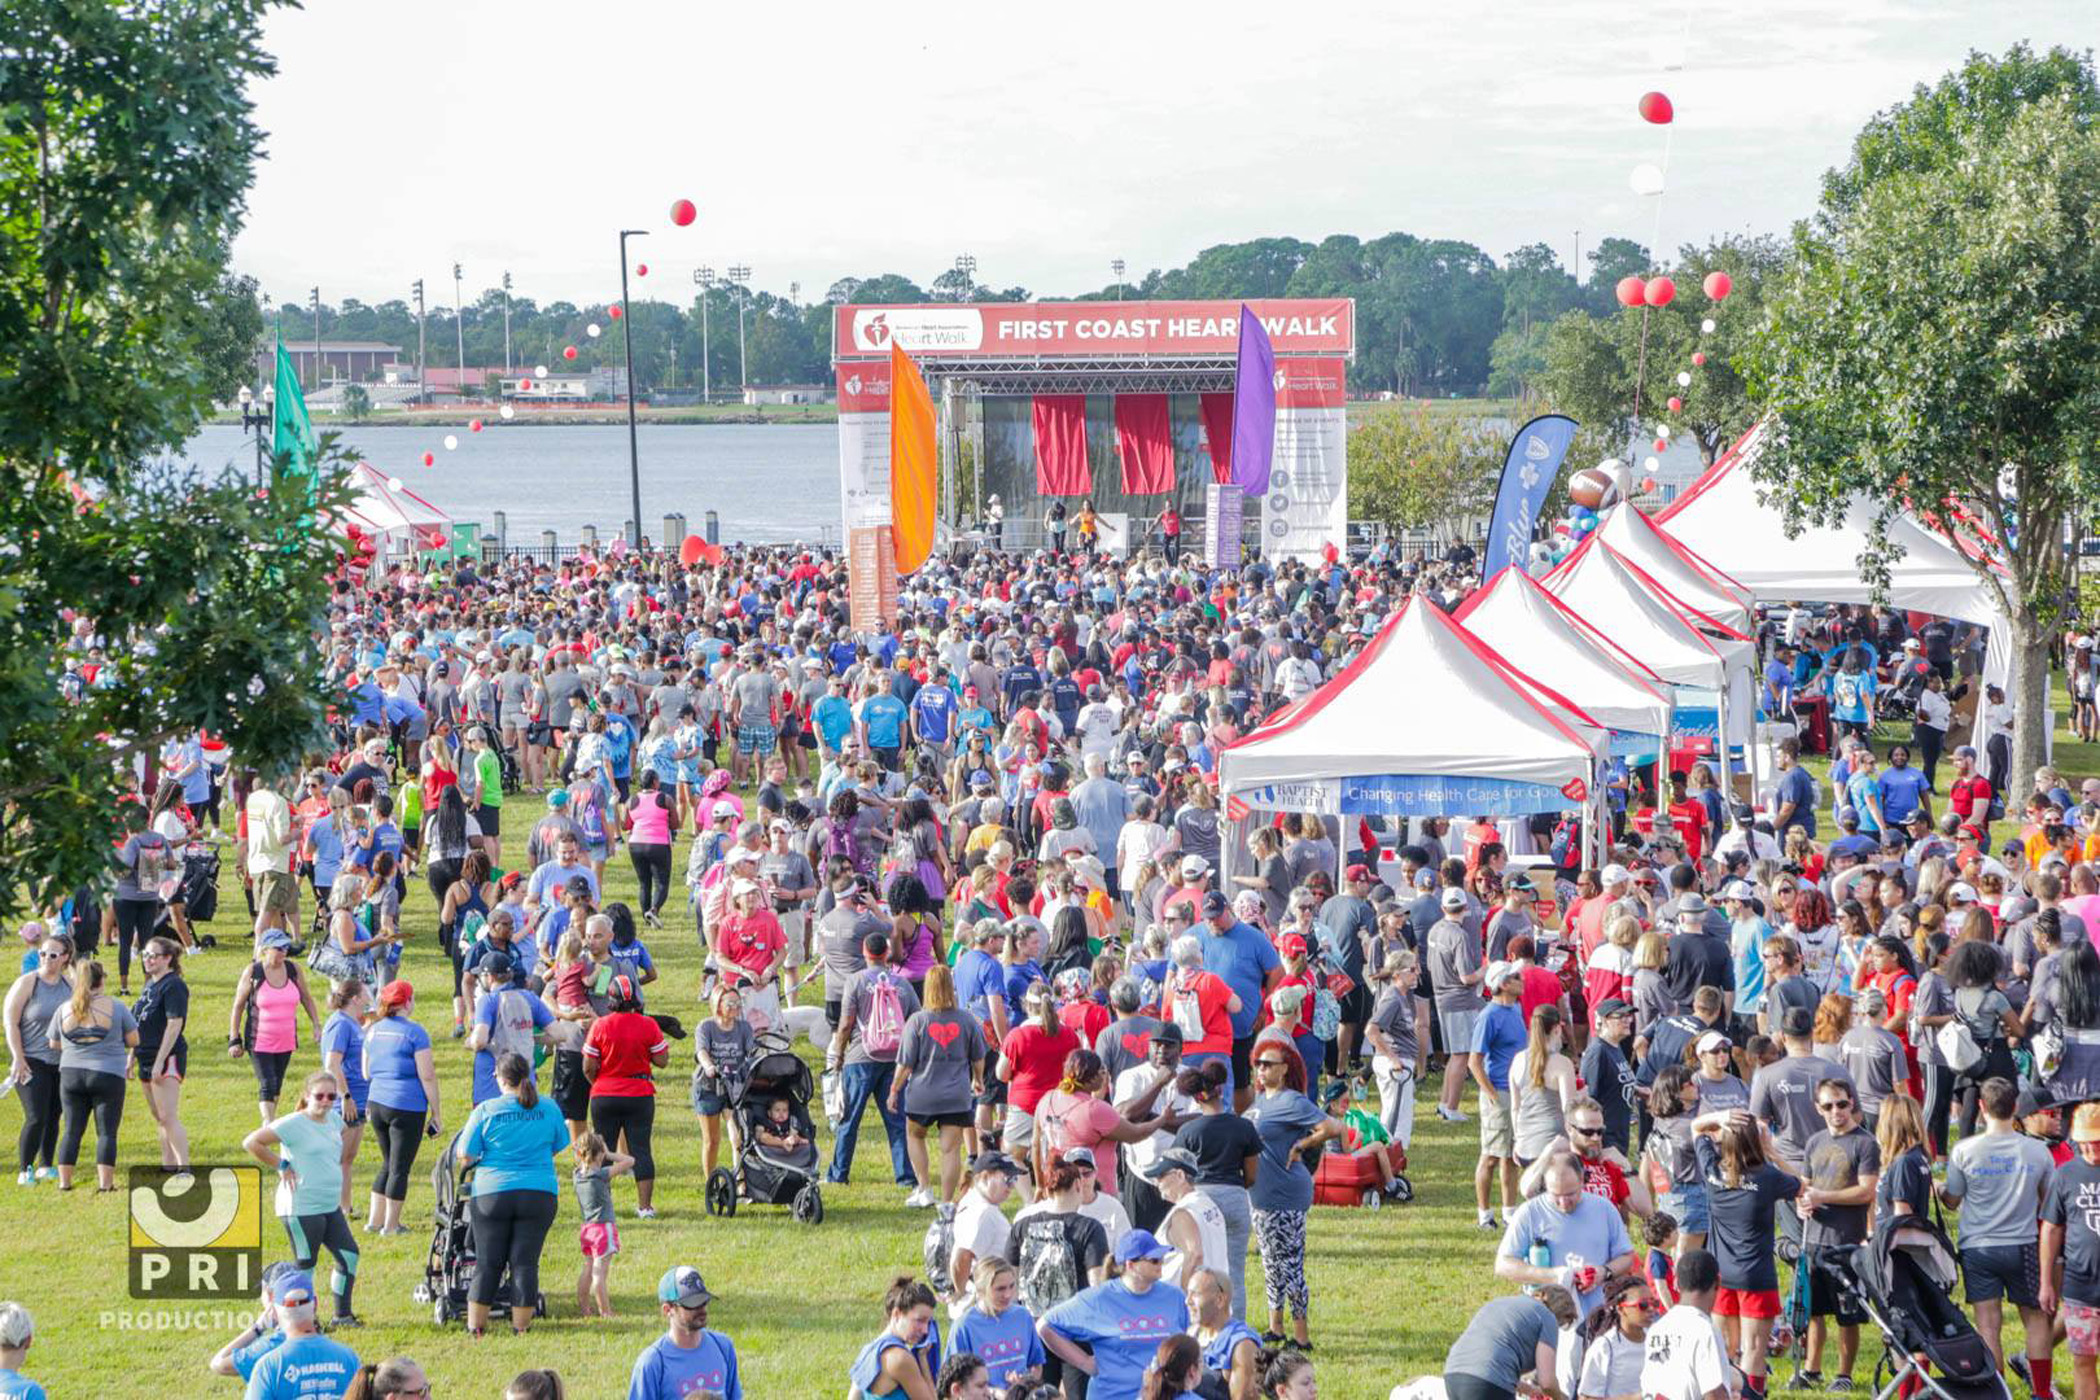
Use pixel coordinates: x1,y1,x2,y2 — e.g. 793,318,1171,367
1743,44,2100,790
1348,404,1501,535
0,0,346,915
1537,233,1783,466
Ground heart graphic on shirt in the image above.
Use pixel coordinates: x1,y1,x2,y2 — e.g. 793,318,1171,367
927,1021,962,1048
1122,1031,1151,1057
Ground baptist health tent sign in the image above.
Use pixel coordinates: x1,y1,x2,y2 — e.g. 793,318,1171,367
1240,773,1580,817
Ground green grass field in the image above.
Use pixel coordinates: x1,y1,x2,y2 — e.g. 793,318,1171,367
7,674,2088,1397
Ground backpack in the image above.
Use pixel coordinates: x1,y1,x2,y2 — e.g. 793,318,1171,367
861,971,906,1057
487,987,539,1063
1311,981,1344,1043
576,789,608,845
825,818,857,869
921,1202,958,1298
1014,1215,1083,1314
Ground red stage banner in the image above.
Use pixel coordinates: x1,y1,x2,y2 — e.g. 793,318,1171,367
1113,394,1174,495
1033,394,1091,496
836,299,1355,359
1199,393,1235,484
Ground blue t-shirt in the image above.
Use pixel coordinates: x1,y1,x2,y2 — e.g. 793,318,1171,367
225,1330,287,1382
952,1303,1044,1390
812,694,854,749
1846,772,1885,834
242,1332,360,1400
319,1013,368,1111
472,988,554,1104
860,694,908,749
1245,1088,1325,1213
957,703,995,737
911,685,957,744
607,937,655,988
1043,1280,1191,1400
170,736,211,804
626,1330,743,1400
953,948,1006,1029
527,858,599,907
1002,959,1046,1020
308,821,346,890
1830,667,1875,724
459,1092,568,1196
347,681,385,725
1498,1193,1634,1316
1470,1000,1528,1092
1199,1319,1262,1378
0,1370,45,1400
1775,766,1818,838
1880,766,1931,823
1199,923,1281,1039
1731,917,1773,1018
847,1326,942,1397
362,1014,432,1112
604,715,636,779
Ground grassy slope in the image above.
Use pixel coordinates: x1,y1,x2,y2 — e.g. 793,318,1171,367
11,672,2087,1395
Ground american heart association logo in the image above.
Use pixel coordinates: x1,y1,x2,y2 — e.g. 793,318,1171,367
1560,778,1589,801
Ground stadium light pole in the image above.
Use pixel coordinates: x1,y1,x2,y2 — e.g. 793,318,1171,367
411,279,426,403
308,286,321,390
501,270,513,373
619,229,649,546
727,265,750,397
1111,258,1125,299
693,266,714,404
955,253,976,300
452,262,467,398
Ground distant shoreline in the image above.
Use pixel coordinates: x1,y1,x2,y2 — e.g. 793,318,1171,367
207,404,837,428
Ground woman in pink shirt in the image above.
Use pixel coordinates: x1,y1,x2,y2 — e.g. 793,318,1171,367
1030,1049,1167,1198
624,771,678,929
227,931,322,1122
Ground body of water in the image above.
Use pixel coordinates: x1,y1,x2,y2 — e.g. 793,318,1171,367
180,422,841,543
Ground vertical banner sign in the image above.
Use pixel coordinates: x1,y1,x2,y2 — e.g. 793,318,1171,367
1482,413,1578,579
1205,481,1243,567
836,359,893,533
1230,304,1277,496
848,526,899,631
1260,357,1349,562
887,343,937,575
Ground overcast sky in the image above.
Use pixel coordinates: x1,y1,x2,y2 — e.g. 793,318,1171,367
233,0,2095,311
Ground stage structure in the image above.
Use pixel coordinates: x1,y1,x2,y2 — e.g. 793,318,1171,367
832,299,1355,561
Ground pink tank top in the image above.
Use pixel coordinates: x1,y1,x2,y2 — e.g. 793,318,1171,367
253,970,302,1053
629,793,673,845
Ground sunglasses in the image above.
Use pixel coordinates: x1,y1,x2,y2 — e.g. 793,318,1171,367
1254,1059,1289,1069
309,1091,339,1103
1818,1100,1853,1112
1569,1124,1603,1137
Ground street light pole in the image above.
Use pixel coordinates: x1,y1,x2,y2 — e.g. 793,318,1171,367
309,286,321,390
727,265,750,397
1111,258,1125,300
619,229,650,547
453,262,467,397
501,270,513,373
693,266,713,405
412,279,426,402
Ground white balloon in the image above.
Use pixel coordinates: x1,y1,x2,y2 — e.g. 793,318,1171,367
499,405,515,420
587,323,602,338
1644,456,1661,472
443,434,459,451
1656,424,1672,439
1629,163,1666,196
1701,317,1717,334
535,364,549,378
387,476,405,492
1676,371,1693,387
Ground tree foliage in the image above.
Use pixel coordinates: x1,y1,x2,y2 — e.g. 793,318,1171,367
0,0,346,915
1348,405,1501,533
1742,43,2100,783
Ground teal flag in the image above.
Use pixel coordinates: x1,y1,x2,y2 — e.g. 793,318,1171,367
271,331,316,476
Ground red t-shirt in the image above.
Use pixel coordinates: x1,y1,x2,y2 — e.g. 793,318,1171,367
1667,801,1708,863
1168,970,1235,1056
1269,970,1317,1036
1579,1153,1631,1207
584,1011,666,1097
1000,1024,1079,1115
1519,966,1564,1025
1059,999,1112,1046
1949,775,1993,825
716,910,786,984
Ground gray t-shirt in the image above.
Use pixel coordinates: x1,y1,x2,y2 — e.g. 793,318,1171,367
1751,1054,1854,1163
54,1001,138,1077
1444,1294,1558,1388
1368,984,1418,1066
1837,1024,1909,1116
733,670,781,723
758,850,817,906
840,967,921,1065
817,907,883,1000
545,668,585,728
16,975,70,1066
1945,1129,2057,1247
1427,918,1480,1014
896,1009,986,1116
573,1164,613,1225
695,1016,756,1089
1803,1126,1882,1247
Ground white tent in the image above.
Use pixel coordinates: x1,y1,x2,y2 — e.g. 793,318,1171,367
340,463,452,550
1590,502,1756,635
1217,597,1604,819
1656,421,2011,681
1455,566,1674,747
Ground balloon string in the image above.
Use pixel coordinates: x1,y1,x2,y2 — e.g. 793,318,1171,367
1633,305,1652,426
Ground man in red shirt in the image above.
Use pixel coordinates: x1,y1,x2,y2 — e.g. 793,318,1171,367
1518,1096,1653,1217
1665,773,1708,864
1947,744,1995,842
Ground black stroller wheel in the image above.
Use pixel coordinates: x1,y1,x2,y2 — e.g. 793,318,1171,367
705,1168,737,1218
793,1183,823,1225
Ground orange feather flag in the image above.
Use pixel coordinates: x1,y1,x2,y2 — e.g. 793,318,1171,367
889,341,938,575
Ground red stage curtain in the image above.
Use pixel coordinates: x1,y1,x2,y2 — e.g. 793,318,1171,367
1113,394,1174,495
1199,392,1235,484
1033,394,1092,496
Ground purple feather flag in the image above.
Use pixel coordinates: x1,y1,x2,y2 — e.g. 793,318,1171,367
1230,304,1276,496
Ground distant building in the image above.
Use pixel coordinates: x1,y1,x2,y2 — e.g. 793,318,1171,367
255,340,405,387
503,374,590,401
742,383,833,406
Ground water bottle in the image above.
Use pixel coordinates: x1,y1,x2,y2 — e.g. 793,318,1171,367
1529,1242,1552,1269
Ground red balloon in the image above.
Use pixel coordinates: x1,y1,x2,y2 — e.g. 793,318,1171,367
1654,438,1668,452
609,304,623,320
669,198,697,227
422,452,434,466
1644,276,1676,307
469,419,483,432
519,377,532,389
563,346,578,360
1691,351,1707,367
1638,91,1674,125
1703,270,1733,301
1615,276,1647,308
635,263,648,277
1639,476,1658,492
1667,396,1683,412
679,534,706,567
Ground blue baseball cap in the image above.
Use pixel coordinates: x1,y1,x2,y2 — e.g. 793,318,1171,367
269,1269,317,1305
1113,1229,1171,1265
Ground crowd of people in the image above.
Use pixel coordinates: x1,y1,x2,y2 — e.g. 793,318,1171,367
4,528,2095,1399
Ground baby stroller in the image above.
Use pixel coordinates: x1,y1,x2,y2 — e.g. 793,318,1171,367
1840,1215,2011,1400
411,1130,547,1326
156,843,221,948
702,1035,824,1225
